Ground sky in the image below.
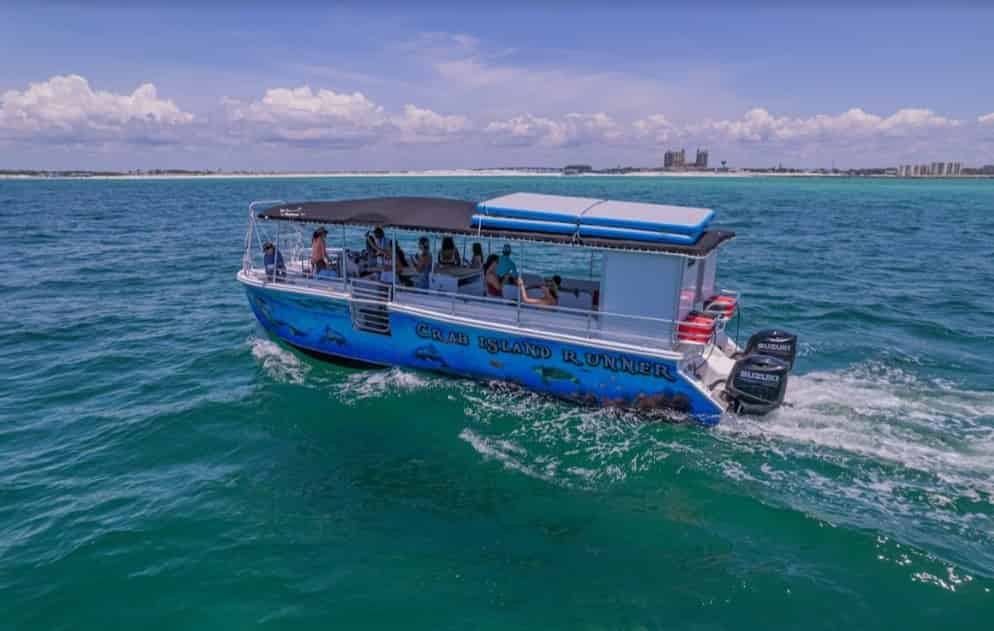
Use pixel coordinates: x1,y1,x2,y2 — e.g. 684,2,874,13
2,2,994,171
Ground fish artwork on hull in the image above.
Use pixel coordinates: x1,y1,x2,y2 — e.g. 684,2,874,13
414,344,448,368
533,366,580,384
253,294,306,337
320,326,348,346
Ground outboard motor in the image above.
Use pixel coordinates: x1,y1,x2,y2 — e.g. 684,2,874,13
725,354,789,415
743,329,798,369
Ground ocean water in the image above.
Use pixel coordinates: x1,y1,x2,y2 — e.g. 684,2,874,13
1,175,993,629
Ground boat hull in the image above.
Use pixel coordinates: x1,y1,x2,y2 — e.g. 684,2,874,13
245,284,724,424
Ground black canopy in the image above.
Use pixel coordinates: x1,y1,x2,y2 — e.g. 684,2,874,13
257,197,734,256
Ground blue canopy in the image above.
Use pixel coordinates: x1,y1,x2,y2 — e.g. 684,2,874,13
476,193,714,244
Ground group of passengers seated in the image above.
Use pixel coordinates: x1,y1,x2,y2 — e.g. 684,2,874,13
302,225,562,307
480,244,560,306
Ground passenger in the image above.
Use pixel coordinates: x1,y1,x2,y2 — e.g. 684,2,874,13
263,242,286,279
376,237,395,281
366,226,387,259
413,236,432,289
469,242,485,268
310,226,330,273
394,244,413,286
483,254,502,298
385,239,409,268
516,275,559,306
495,244,518,282
437,236,462,266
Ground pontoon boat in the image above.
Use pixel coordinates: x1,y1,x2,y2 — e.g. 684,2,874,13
238,193,797,424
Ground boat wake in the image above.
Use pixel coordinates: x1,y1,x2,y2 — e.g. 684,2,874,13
454,359,994,577
719,362,994,498
339,367,436,403
249,336,309,384
713,362,994,579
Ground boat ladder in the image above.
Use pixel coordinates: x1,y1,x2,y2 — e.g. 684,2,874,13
349,279,392,335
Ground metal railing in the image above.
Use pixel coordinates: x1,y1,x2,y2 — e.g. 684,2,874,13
243,263,718,351
390,285,717,353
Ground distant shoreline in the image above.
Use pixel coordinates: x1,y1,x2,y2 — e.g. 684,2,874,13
2,169,991,181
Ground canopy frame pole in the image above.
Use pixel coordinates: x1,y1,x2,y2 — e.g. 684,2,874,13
587,250,594,335
243,204,255,273
391,228,397,303
254,222,267,276
245,200,285,274
341,224,348,286
273,220,280,283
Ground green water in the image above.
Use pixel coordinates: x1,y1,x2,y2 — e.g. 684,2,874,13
2,176,993,628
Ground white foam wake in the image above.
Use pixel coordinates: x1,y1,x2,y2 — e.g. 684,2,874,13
718,362,994,496
249,337,308,384
338,367,435,403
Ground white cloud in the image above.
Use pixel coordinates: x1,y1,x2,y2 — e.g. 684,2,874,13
687,107,960,144
435,58,520,89
2,71,987,168
0,74,193,144
224,85,386,147
633,114,678,143
392,104,469,144
224,87,470,148
404,31,732,122
485,112,623,147
485,114,563,147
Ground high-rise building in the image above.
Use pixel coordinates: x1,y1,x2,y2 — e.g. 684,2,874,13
694,148,708,169
663,149,686,169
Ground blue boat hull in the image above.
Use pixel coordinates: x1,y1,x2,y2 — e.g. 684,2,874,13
245,285,724,424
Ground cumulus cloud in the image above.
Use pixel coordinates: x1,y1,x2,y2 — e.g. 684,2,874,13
485,114,563,147
3,72,987,167
0,74,193,145
223,87,470,147
392,104,469,144
224,85,387,148
686,107,960,144
633,114,678,143
485,112,623,147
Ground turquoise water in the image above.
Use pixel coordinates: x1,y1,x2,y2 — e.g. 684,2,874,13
2,176,993,628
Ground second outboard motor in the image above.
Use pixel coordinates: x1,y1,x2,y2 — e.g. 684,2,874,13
743,329,798,369
725,354,789,415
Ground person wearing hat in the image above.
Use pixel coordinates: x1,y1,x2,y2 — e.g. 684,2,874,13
263,241,286,280
311,226,330,273
495,244,518,282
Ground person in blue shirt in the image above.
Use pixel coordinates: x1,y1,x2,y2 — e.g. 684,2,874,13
263,242,286,280
495,244,517,282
